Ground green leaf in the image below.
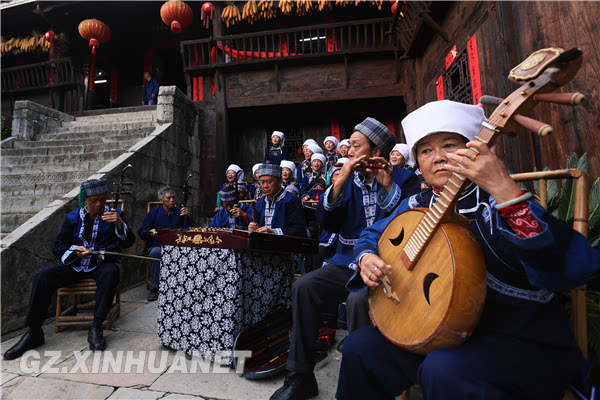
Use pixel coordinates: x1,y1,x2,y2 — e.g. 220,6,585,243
577,153,589,174
588,178,600,228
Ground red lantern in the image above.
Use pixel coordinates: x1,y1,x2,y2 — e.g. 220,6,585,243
391,1,398,14
160,1,193,34
78,19,111,55
44,31,56,44
201,2,214,29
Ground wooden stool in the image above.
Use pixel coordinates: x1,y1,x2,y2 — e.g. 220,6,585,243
55,274,121,333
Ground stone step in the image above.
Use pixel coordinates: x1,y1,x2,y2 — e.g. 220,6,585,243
1,150,124,167
2,160,107,176
1,195,65,214
74,110,156,123
1,170,97,186
1,139,140,157
51,120,156,134
1,213,38,234
12,133,148,149
2,181,80,197
41,127,154,141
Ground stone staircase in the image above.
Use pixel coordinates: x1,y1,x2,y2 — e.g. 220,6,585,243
1,110,157,240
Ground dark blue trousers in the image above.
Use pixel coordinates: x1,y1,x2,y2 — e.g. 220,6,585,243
149,246,162,289
337,322,587,400
25,263,121,328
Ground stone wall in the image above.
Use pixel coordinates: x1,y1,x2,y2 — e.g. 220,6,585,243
10,100,75,141
0,86,203,335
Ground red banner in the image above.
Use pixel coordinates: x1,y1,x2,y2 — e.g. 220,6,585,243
436,75,444,100
330,117,340,140
445,45,457,69
467,34,482,105
384,117,395,137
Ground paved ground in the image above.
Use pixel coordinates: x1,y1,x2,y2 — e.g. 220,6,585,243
0,284,345,400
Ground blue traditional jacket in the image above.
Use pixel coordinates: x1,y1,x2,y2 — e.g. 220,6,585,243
142,78,159,104
138,206,195,248
325,150,341,171
54,206,136,272
319,229,339,248
301,171,327,201
264,146,288,165
252,188,307,237
209,203,253,230
316,168,420,270
297,159,312,182
350,186,599,349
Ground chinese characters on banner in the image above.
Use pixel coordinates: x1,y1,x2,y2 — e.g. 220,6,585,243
436,75,444,100
467,34,482,105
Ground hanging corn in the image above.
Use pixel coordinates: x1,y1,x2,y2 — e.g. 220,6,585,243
242,0,259,24
278,0,294,15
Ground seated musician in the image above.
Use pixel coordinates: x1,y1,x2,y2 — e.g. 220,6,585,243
215,164,244,211
269,118,420,400
265,131,288,165
323,136,342,170
314,163,344,270
339,139,350,158
3,179,135,359
210,186,252,230
138,187,193,302
300,153,327,202
280,160,298,189
336,100,599,400
248,164,306,237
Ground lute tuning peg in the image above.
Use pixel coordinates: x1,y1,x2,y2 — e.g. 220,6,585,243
512,114,553,136
533,92,585,106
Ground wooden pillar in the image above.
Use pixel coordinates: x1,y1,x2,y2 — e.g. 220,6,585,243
213,2,229,190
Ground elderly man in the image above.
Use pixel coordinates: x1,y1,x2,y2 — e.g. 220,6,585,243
138,187,194,301
210,186,252,230
269,118,420,400
141,71,159,106
3,179,135,359
248,164,306,237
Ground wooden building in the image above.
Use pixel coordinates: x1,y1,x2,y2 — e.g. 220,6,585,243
2,1,599,217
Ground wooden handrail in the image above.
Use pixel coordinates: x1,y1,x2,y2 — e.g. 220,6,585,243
510,168,590,357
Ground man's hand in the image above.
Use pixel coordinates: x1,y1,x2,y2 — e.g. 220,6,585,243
256,227,274,234
180,207,189,216
328,155,367,203
102,209,124,229
149,229,158,238
76,246,92,259
369,156,394,193
231,207,245,219
248,222,259,232
359,253,392,289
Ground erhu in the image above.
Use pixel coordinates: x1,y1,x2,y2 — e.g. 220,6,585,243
181,173,193,228
370,48,586,355
111,164,133,211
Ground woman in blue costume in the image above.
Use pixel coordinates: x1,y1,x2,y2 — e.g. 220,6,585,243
337,100,599,400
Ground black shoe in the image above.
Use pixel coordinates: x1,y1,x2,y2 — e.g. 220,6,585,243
269,372,318,400
3,328,45,360
148,288,159,302
336,337,345,353
88,324,106,351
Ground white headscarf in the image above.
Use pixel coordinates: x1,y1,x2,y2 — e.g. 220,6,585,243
252,163,262,176
391,143,413,167
323,136,340,150
303,139,318,148
306,143,323,155
402,100,486,163
311,153,326,166
337,157,350,164
272,131,285,146
227,164,245,183
339,139,350,148
280,160,297,176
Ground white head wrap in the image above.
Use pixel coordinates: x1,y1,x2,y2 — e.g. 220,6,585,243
305,143,323,156
339,139,350,148
323,136,340,150
280,160,297,176
402,100,486,163
311,153,326,166
303,139,318,148
337,157,350,164
272,131,285,146
252,163,262,176
227,164,245,182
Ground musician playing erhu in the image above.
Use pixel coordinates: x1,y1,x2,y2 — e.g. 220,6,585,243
270,118,420,400
337,100,599,400
138,187,193,302
210,186,252,230
248,164,307,237
3,179,136,360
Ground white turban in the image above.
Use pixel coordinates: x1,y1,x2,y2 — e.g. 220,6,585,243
391,143,413,168
306,143,323,155
337,157,350,164
311,153,326,166
323,136,340,150
272,131,285,145
226,164,245,183
252,163,262,176
303,139,318,148
402,100,486,163
280,160,297,176
339,139,350,148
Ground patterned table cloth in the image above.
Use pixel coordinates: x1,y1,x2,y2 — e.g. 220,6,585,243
157,245,295,364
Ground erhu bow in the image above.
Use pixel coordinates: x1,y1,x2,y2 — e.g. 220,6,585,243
181,173,193,228
370,48,585,355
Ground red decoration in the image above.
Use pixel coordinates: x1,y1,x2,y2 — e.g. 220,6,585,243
160,1,193,34
201,2,214,29
391,1,398,14
78,19,111,55
44,31,56,44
